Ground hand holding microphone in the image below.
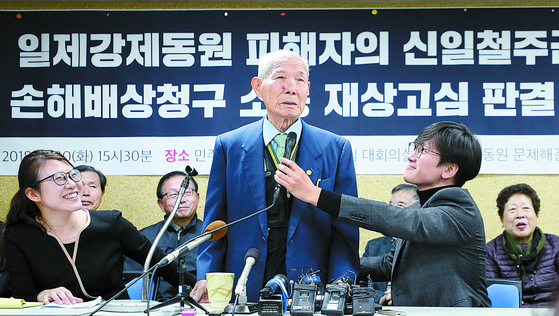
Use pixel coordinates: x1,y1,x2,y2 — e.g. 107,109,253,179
272,132,297,205
273,131,322,207
274,156,322,207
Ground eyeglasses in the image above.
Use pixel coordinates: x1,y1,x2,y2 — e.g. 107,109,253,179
163,189,196,200
408,142,440,159
36,169,81,186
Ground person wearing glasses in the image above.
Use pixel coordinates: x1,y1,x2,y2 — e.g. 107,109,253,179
275,121,491,307
1,150,190,304
123,171,203,300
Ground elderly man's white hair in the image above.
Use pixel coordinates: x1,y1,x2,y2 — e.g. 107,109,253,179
257,50,310,80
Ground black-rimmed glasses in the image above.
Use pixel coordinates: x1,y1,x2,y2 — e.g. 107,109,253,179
163,188,196,200
36,169,81,186
408,142,440,159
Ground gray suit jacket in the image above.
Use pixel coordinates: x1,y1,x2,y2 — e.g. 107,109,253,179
338,187,491,307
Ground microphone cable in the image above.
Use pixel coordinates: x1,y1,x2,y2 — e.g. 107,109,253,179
145,265,159,316
230,292,239,316
203,202,276,238
88,264,159,316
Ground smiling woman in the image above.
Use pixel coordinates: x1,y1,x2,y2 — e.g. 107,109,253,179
485,183,559,307
0,150,192,305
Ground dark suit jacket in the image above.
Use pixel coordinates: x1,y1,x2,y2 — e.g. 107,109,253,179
197,118,360,301
338,187,491,307
360,236,393,302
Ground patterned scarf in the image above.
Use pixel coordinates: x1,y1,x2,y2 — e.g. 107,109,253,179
501,226,546,281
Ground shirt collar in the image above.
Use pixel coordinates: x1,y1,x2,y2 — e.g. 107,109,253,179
262,116,302,146
164,214,199,233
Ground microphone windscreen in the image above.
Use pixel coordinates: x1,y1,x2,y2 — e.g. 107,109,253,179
205,220,227,241
245,247,260,264
276,274,288,284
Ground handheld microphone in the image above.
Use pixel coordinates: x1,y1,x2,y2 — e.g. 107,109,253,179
157,220,227,266
273,131,297,204
283,132,297,161
235,248,260,295
259,274,288,298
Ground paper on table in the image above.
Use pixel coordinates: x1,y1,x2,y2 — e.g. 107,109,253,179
0,297,44,309
44,296,103,308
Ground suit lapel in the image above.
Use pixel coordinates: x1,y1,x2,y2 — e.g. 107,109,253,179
288,122,322,240
392,238,406,280
241,119,268,237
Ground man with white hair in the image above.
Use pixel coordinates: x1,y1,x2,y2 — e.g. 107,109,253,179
191,50,359,302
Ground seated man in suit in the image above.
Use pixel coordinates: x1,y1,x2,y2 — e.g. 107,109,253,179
276,121,491,307
360,183,418,302
124,171,203,301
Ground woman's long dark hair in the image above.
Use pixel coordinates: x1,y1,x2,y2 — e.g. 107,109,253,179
1,150,73,267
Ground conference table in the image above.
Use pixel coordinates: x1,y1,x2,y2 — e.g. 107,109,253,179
0,300,554,316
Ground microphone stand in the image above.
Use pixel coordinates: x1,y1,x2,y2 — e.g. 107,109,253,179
145,194,277,314
149,203,277,314
145,256,209,314
89,167,280,315
142,166,198,301
88,265,158,316
225,283,257,314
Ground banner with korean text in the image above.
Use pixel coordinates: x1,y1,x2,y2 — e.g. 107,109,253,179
0,8,558,175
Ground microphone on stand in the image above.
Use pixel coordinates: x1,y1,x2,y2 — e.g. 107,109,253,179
91,201,276,316
143,220,227,314
258,274,289,316
235,248,260,296
225,248,260,314
272,132,297,205
89,221,224,316
259,274,288,298
157,220,227,266
148,207,275,314
142,166,198,301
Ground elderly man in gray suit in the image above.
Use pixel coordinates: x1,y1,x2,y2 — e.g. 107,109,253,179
275,121,491,307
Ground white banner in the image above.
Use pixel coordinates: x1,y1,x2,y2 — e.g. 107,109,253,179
0,135,556,175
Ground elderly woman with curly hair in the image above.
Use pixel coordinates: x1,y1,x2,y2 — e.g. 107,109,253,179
485,183,559,307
